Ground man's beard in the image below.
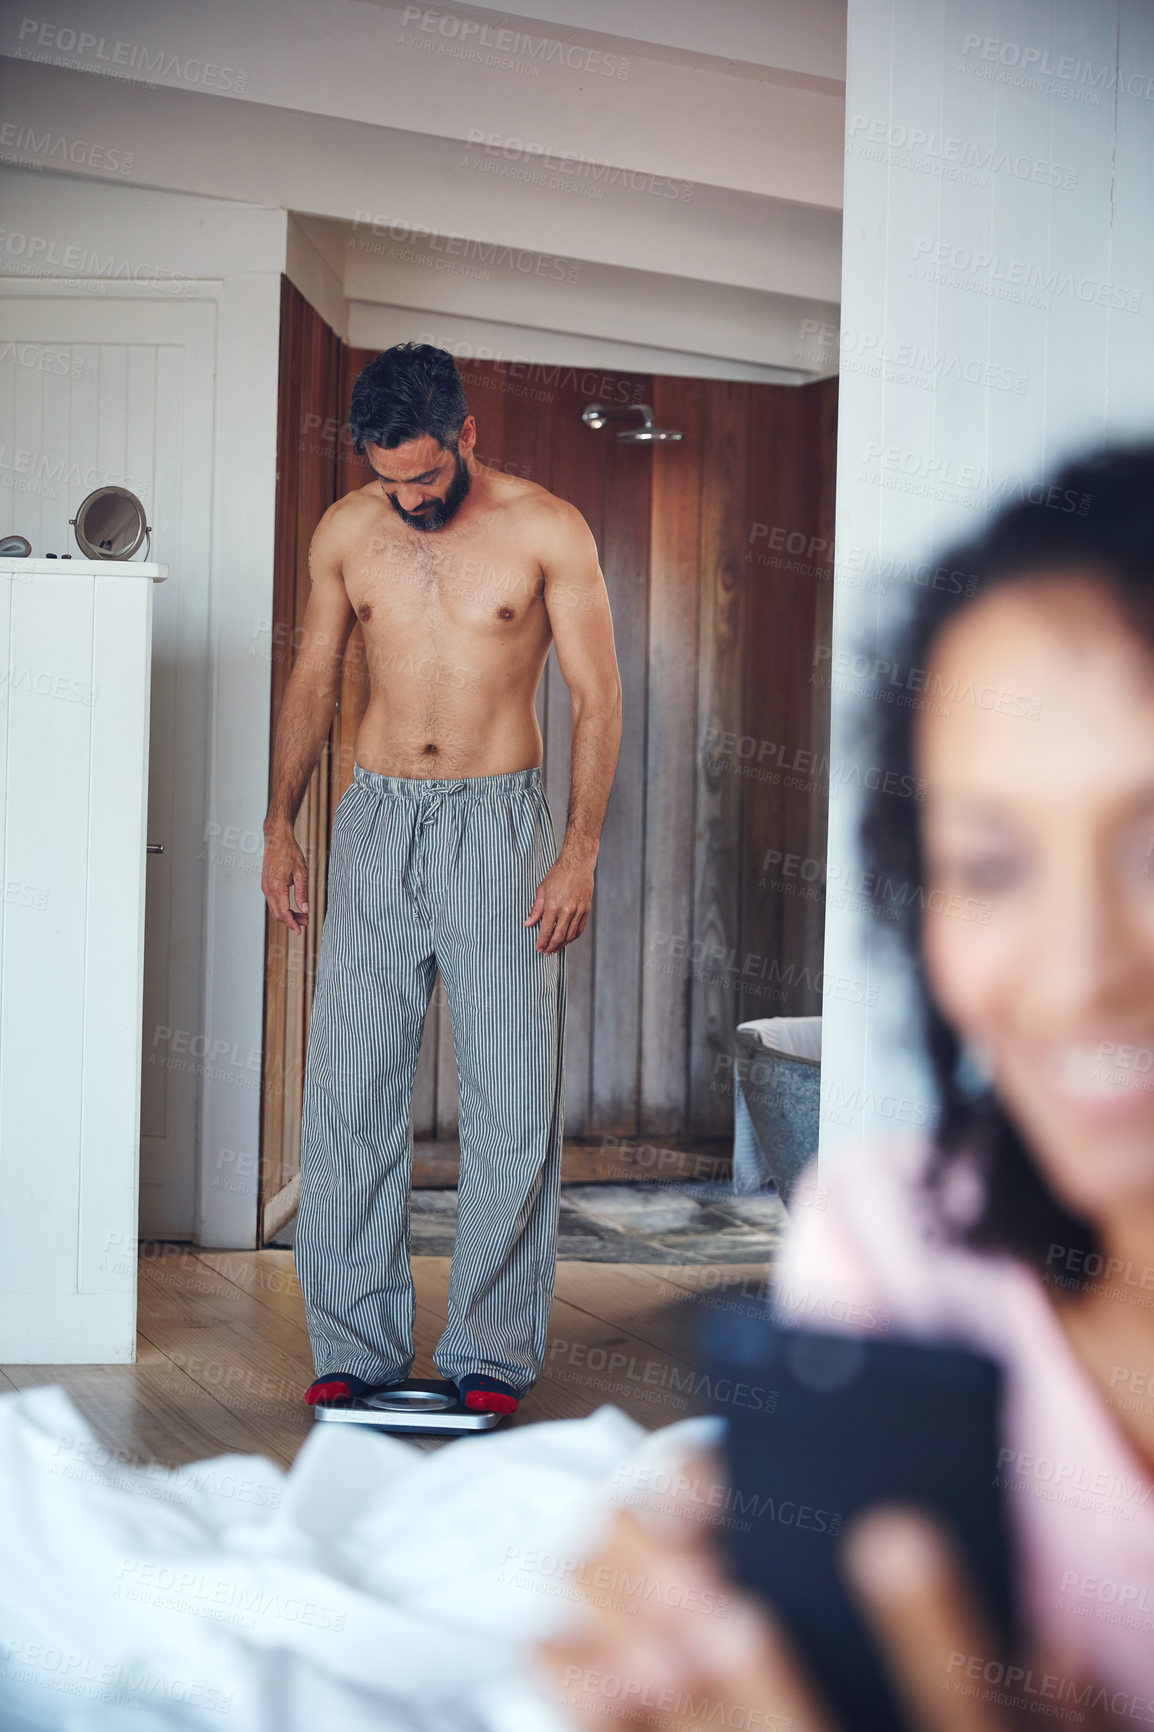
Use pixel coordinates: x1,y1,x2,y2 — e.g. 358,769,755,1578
387,451,471,532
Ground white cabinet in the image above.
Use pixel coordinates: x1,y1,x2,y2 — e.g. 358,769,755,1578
0,558,165,1361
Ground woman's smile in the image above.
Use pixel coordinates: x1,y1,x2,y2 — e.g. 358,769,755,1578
1041,1040,1154,1112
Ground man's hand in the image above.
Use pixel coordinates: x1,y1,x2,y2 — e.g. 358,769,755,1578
262,824,310,935
525,852,594,953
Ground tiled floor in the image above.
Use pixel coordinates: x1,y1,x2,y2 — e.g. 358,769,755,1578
271,1180,787,1263
407,1181,788,1262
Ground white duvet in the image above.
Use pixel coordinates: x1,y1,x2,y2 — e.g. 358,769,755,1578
0,1387,717,1731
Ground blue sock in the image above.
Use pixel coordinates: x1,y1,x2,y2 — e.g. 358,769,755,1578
305,1372,406,1406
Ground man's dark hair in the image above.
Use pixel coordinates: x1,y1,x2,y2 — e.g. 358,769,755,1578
860,444,1154,1285
348,343,469,456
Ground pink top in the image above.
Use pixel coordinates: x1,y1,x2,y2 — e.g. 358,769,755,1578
775,1139,1154,1704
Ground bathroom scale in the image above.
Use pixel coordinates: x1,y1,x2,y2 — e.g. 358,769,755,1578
311,1377,503,1434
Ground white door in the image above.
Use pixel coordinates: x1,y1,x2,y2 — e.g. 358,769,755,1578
0,289,217,1237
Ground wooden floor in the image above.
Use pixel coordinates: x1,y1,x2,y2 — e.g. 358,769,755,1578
0,1249,769,1470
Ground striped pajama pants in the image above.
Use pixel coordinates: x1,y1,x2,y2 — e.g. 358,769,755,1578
295,761,566,1395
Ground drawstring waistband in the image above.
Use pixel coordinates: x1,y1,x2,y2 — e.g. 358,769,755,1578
352,762,543,802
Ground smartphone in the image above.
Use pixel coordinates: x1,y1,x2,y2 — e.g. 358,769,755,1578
684,1301,1018,1732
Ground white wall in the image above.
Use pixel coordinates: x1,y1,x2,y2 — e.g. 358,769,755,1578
821,0,1154,1157
0,11,843,377
0,284,216,1241
0,169,284,1246
447,0,847,81
346,303,814,385
340,227,833,382
0,0,843,206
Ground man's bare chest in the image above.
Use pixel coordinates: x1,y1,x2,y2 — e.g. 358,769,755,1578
344,530,545,632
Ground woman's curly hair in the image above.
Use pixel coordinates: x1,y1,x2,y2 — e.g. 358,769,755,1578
859,445,1154,1283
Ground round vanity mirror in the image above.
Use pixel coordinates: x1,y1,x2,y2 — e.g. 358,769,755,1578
70,486,151,561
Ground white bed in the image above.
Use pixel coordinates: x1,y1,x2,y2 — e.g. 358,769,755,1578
0,1386,718,1731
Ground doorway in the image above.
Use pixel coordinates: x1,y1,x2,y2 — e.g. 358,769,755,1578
260,282,836,1242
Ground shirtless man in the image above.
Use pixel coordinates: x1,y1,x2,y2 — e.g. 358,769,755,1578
261,343,622,1416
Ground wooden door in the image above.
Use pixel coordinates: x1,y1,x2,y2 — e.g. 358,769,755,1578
259,283,341,1242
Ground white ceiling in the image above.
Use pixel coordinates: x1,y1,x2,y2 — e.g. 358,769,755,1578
0,0,845,379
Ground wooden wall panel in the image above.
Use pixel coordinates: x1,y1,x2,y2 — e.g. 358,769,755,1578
641,377,704,1133
689,382,749,1133
740,375,838,1025
518,365,653,1136
264,312,837,1185
744,385,810,1022
531,367,612,1134
806,378,839,998
591,430,651,1134
741,387,786,1026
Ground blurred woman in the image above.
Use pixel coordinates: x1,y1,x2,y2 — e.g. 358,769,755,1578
543,446,1154,1729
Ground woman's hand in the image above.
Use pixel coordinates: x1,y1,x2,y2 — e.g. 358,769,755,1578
539,1449,1117,1731
541,1484,836,1730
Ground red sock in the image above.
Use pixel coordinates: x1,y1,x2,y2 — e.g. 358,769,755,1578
456,1374,521,1415
306,1379,351,1405
462,1388,519,1415
305,1373,375,1406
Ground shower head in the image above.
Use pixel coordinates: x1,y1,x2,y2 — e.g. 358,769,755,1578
581,402,683,443
617,414,683,444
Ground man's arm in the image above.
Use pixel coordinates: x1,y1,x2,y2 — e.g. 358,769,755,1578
526,501,622,954
261,507,357,935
